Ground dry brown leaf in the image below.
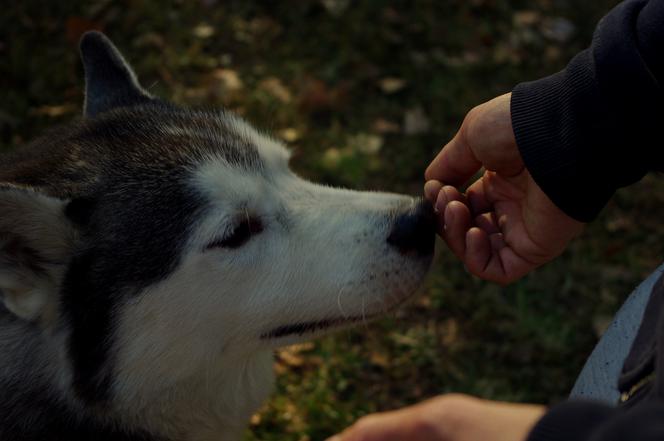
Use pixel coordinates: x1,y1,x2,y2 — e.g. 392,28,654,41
404,107,430,135
370,351,389,368
513,11,541,27
298,77,349,113
193,23,215,39
259,77,292,103
378,77,406,94
348,133,383,155
372,118,401,134
278,128,301,143
440,319,459,347
322,148,342,169
211,69,243,93
277,350,305,368
30,104,77,117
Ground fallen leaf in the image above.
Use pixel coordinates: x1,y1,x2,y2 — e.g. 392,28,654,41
513,11,541,27
378,77,406,94
259,77,292,103
593,315,612,338
322,147,343,169
321,0,350,16
370,351,389,367
288,342,315,352
440,319,459,347
372,118,400,134
277,350,305,368
30,104,77,117
606,216,632,233
278,128,300,143
348,133,383,155
211,68,244,93
193,23,215,39
250,413,262,426
298,77,349,113
403,106,430,135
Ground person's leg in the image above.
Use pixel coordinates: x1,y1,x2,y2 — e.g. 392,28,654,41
570,263,664,404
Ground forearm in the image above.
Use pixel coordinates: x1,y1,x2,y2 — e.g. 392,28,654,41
527,400,664,441
511,0,664,222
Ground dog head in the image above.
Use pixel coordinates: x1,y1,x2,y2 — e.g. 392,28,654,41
0,33,435,408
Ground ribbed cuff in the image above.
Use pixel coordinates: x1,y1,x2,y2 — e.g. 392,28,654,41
512,0,659,223
511,52,615,223
526,401,616,441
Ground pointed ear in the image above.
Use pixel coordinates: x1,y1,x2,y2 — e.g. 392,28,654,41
0,186,77,321
79,31,153,117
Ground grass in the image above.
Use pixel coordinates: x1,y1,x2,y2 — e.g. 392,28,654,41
2,1,663,440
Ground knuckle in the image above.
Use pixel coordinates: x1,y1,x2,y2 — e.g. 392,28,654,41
409,415,443,438
433,394,479,434
346,416,381,441
462,104,491,148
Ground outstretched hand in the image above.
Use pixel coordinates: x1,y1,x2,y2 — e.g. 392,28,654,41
326,394,545,441
424,93,584,284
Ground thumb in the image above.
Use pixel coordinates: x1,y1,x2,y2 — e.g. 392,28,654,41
425,117,481,187
325,410,431,441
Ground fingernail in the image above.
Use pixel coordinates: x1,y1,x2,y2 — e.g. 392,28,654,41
424,180,442,204
325,436,341,441
444,204,455,228
435,194,447,214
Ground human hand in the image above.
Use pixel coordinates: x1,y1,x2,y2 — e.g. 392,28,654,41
325,394,546,441
424,93,584,284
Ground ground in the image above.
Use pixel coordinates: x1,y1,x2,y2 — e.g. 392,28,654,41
2,1,663,440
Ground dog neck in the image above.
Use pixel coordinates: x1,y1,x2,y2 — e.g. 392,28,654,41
114,350,275,441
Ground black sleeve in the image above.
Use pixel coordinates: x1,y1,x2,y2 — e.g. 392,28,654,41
511,0,664,222
527,400,664,441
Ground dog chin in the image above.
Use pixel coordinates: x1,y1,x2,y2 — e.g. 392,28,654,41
260,263,432,344
259,314,374,340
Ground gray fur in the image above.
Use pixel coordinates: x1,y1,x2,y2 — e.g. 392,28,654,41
0,32,434,441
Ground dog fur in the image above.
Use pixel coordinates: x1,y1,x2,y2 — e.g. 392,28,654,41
0,32,435,441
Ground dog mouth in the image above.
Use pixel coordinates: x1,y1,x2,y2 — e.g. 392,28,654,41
259,314,376,340
260,268,431,340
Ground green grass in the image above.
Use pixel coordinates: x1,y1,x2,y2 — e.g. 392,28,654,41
2,1,663,440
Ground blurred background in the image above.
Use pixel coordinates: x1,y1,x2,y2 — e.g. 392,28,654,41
2,1,663,440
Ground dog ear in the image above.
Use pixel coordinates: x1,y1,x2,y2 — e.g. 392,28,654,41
79,31,153,117
0,186,77,321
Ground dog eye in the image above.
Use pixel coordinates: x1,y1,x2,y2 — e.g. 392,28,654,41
207,217,264,250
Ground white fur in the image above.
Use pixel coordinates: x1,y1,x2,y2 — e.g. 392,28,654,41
109,127,430,439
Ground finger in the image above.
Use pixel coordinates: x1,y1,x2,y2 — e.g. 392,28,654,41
465,176,493,215
475,212,500,235
329,411,423,441
497,246,539,282
465,227,537,284
443,200,472,260
467,171,526,217
465,227,520,284
435,185,465,214
464,227,493,277
494,199,551,263
423,180,443,204
425,128,482,186
489,232,506,251
427,183,467,239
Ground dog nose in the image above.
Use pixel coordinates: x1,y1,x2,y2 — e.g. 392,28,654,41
387,199,436,256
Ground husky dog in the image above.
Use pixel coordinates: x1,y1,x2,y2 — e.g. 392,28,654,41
0,32,435,441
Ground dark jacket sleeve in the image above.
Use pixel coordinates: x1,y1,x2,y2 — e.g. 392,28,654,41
511,0,664,222
527,400,664,441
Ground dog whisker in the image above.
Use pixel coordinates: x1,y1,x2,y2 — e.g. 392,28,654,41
336,286,348,319
361,296,370,330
